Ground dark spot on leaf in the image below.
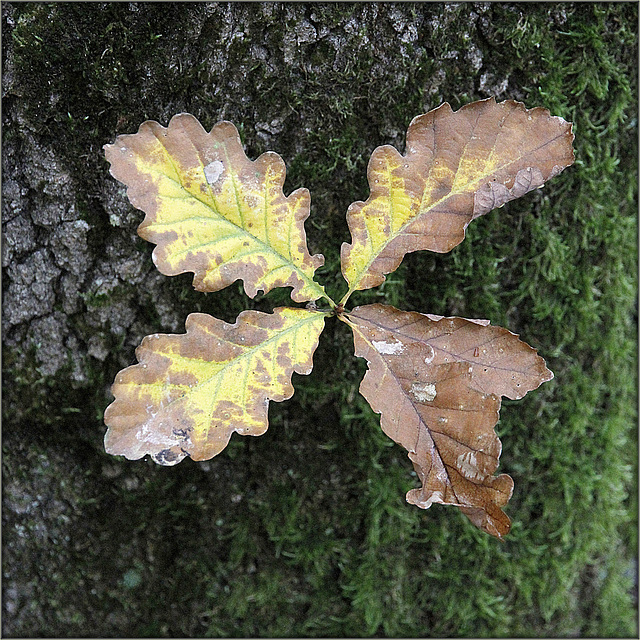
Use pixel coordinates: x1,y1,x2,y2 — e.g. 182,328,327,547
154,448,179,464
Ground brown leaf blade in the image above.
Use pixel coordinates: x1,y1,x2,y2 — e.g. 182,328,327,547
340,98,574,297
344,303,554,539
104,307,326,466
104,114,327,303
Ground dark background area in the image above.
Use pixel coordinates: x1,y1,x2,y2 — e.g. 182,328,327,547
2,2,637,637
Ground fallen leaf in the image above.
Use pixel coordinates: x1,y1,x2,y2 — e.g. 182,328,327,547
104,114,327,303
344,303,553,539
104,307,327,466
341,98,574,296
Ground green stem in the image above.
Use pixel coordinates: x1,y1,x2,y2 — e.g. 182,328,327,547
323,293,338,309
313,285,336,309
338,286,356,308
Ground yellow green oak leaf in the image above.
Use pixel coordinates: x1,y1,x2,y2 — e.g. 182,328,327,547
104,307,327,465
104,114,328,304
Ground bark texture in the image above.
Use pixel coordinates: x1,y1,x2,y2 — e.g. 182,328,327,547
2,3,637,637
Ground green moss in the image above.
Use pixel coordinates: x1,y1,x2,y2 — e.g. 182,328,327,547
4,2,637,637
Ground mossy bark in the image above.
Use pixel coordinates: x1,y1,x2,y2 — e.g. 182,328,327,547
2,3,637,636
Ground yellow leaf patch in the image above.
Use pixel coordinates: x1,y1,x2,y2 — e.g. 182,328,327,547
104,114,327,303
104,307,327,465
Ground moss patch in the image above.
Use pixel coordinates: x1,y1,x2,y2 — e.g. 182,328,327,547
2,2,637,637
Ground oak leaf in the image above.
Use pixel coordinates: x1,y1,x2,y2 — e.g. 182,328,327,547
104,114,326,303
340,97,575,296
343,303,553,539
104,307,326,466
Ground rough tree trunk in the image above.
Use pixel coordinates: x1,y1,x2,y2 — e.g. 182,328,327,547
2,3,637,637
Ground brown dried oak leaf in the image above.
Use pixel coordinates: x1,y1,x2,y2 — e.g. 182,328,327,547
343,303,553,539
340,97,575,295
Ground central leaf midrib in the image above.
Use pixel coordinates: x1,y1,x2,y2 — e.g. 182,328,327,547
347,318,461,502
